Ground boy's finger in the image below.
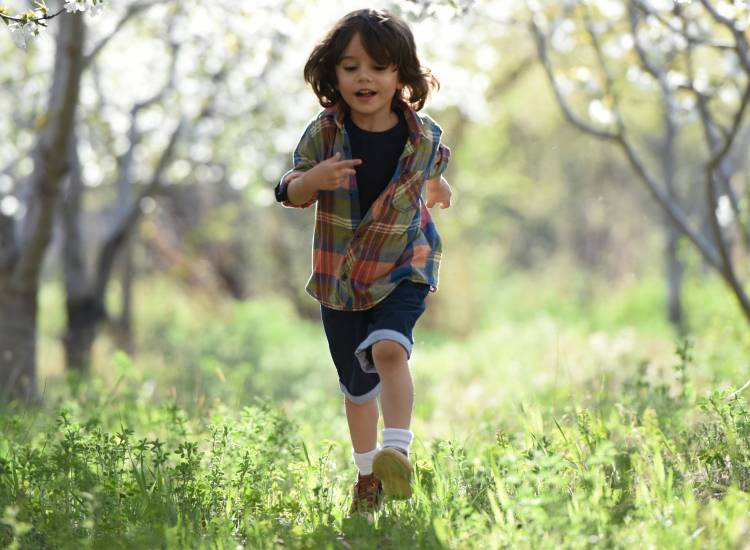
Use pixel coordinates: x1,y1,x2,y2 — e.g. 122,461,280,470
329,152,342,161
338,158,362,166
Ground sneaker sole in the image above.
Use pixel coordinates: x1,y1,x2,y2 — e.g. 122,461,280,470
372,448,413,499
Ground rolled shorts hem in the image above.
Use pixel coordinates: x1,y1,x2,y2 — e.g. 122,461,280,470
340,381,381,403
354,329,413,374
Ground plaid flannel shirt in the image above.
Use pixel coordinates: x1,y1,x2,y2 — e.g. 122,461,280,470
276,98,450,311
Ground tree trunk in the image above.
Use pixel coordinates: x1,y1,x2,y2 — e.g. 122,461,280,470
0,13,85,400
0,282,39,401
661,100,685,333
111,236,135,355
63,294,106,373
665,221,685,332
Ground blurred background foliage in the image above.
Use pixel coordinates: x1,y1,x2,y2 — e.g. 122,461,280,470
0,0,748,396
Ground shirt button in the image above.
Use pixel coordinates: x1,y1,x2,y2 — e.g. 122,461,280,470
341,274,348,281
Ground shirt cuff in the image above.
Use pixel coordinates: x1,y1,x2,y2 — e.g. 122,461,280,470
275,170,318,208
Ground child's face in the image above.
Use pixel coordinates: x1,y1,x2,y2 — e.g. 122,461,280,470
335,33,401,122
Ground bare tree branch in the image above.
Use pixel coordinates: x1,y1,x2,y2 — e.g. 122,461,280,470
528,12,619,141
691,37,750,315
486,54,535,99
614,134,724,269
83,0,173,68
528,0,724,270
582,3,623,124
681,34,750,247
0,154,29,180
0,7,65,25
699,0,750,72
94,115,185,299
632,0,735,51
113,34,179,222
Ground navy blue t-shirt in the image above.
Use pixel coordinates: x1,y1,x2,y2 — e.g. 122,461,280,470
345,109,408,220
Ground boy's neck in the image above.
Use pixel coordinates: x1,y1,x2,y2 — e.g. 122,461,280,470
349,109,399,132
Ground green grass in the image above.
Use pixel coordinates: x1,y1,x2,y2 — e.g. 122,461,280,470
2,274,750,548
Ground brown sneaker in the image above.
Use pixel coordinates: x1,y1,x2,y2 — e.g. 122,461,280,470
372,447,413,499
349,472,383,515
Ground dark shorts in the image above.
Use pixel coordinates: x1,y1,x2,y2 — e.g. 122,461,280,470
320,279,431,404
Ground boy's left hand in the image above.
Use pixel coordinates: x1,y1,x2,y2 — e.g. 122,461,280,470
425,176,452,209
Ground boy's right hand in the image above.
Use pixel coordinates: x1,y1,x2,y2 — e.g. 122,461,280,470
304,152,362,191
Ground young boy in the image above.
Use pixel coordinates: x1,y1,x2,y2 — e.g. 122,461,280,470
275,9,452,515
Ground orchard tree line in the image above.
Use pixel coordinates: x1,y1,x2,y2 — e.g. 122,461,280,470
526,0,750,329
0,0,306,400
1,0,749,402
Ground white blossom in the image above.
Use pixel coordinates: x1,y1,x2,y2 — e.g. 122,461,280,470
719,85,740,106
0,195,20,217
716,1,737,19
588,99,615,125
716,195,733,227
7,20,37,49
644,0,674,10
64,0,89,13
551,18,576,52
593,0,625,19
64,0,104,14
64,0,87,13
666,70,688,89
0,176,12,195
90,2,105,17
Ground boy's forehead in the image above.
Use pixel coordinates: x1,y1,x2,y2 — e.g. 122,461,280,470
341,34,366,56
339,34,387,63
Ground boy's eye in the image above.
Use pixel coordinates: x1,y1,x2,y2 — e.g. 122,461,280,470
341,65,390,72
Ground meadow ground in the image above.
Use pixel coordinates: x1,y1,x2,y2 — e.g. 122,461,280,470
1,273,749,549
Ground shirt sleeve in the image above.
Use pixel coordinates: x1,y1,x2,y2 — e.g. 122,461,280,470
427,141,451,181
275,119,324,209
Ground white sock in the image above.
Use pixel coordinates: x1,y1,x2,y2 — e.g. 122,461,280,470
352,444,381,476
382,427,413,456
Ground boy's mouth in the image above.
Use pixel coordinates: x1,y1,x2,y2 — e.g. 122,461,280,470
355,89,376,97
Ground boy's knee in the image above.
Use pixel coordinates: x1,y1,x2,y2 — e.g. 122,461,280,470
371,340,407,368
345,395,377,407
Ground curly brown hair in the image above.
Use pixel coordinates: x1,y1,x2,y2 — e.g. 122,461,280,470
303,9,439,112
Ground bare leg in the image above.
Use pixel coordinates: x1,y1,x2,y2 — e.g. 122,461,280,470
345,397,379,453
372,341,413,429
